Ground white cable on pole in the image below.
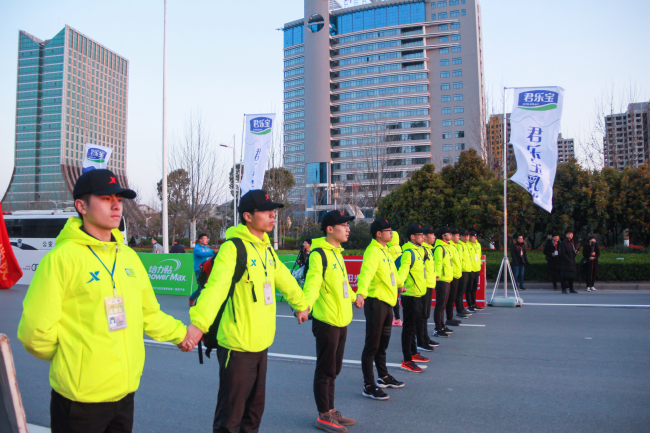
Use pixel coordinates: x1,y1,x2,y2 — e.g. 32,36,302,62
161,0,169,253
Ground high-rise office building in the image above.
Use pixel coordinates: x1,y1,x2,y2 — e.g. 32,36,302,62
282,0,485,214
2,26,131,211
486,113,510,171
557,133,574,164
603,102,649,171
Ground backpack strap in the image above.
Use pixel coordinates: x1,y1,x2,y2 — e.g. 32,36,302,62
311,248,328,279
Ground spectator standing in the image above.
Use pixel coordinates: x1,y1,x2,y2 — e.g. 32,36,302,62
559,229,579,294
296,239,312,268
510,234,530,291
583,236,600,292
151,237,163,254
543,234,561,291
193,233,215,281
170,239,185,254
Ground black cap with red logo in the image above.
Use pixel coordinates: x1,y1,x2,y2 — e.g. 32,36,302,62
370,218,397,236
321,210,355,232
73,169,136,199
238,189,285,213
405,223,426,238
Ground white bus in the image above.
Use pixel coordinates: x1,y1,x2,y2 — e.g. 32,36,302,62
3,209,127,284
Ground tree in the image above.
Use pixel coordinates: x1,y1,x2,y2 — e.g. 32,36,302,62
229,163,243,201
157,168,190,242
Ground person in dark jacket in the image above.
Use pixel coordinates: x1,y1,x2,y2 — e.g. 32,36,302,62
543,234,561,291
295,239,312,268
510,234,530,291
170,239,185,254
559,229,579,294
583,236,600,292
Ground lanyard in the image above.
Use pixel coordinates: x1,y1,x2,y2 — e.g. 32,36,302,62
87,245,117,297
332,250,346,278
249,242,269,282
380,248,393,271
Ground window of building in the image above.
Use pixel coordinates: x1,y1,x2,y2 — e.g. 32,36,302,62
441,83,450,90
440,71,450,78
438,1,447,7
462,9,466,15
452,46,461,53
439,24,448,30
454,106,464,113
451,22,460,29
438,12,448,19
450,10,460,17
442,95,451,102
453,81,463,89
452,57,462,65
440,59,449,66
455,143,465,150
451,34,461,41
462,0,466,3
440,47,449,54
443,144,452,151
454,119,464,126
442,107,451,114
452,69,462,76
450,0,459,5
432,13,436,19
443,157,452,164
454,94,463,101
455,131,465,138
439,35,449,42
442,132,452,139
442,120,452,126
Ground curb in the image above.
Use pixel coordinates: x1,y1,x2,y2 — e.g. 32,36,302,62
486,280,650,291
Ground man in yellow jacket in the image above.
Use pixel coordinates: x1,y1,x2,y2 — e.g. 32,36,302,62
387,231,403,326
357,219,406,401
466,230,484,312
185,190,310,432
433,226,455,338
417,227,439,352
303,210,361,433
450,229,472,324
396,224,429,373
17,170,192,433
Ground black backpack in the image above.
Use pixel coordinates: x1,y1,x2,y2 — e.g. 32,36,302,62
189,237,248,364
395,247,428,290
292,248,327,320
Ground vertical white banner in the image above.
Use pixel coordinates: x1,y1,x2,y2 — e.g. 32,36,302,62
509,87,565,212
82,143,113,174
240,114,275,196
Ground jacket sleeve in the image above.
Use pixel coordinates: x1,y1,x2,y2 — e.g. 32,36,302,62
524,248,530,266
189,242,238,333
17,251,67,361
433,246,443,277
137,256,187,344
273,254,308,312
356,249,378,299
303,250,325,308
426,251,436,287
193,246,214,259
397,250,412,286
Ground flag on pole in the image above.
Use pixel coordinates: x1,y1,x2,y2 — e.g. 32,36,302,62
0,205,23,289
82,143,113,174
509,87,565,212
240,114,275,196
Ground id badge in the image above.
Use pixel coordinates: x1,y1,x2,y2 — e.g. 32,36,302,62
391,272,396,286
263,282,274,305
475,254,479,261
105,296,127,332
423,267,427,279
343,281,349,298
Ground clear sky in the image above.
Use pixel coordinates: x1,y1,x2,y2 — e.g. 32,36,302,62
1,0,648,207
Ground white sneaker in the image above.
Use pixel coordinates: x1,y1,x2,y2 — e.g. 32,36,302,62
591,287,597,291
586,288,592,292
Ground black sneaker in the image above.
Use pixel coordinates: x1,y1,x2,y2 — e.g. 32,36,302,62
376,374,405,389
466,306,476,313
362,385,389,400
562,290,568,294
442,327,454,334
446,319,461,326
433,329,450,338
519,287,527,291
473,305,484,311
417,344,435,352
429,340,440,347
569,289,578,294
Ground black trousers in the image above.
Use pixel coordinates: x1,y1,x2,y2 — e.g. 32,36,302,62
393,300,401,320
585,263,596,287
466,271,479,308
415,288,433,348
434,281,450,330
561,277,575,291
362,297,393,386
50,389,134,433
447,277,461,320
313,318,347,414
214,346,268,433
400,295,422,362
549,267,561,289
455,273,468,313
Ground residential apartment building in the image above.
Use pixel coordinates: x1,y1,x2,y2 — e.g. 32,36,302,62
2,26,132,212
282,0,485,213
603,102,649,170
557,133,574,164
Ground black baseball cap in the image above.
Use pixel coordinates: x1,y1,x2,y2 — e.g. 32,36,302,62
238,190,284,213
73,169,136,199
370,219,397,236
451,228,460,235
469,231,478,237
424,226,436,235
459,229,469,236
321,210,355,232
405,223,426,238
437,226,452,236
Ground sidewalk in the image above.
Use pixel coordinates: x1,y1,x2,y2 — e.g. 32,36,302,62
486,280,650,291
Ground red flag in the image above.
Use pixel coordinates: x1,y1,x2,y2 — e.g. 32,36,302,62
0,205,23,289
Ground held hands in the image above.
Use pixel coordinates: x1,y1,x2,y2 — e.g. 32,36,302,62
399,286,407,293
354,294,364,309
177,324,203,352
296,306,310,325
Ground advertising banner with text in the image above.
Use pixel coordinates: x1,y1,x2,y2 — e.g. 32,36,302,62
137,253,195,296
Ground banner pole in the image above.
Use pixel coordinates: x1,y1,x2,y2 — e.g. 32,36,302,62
237,115,245,226
503,87,508,297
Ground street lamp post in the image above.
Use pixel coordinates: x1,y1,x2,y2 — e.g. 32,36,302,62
220,138,237,226
332,184,340,210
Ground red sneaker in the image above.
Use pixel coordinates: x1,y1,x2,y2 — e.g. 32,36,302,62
392,318,402,327
412,353,430,363
400,360,423,373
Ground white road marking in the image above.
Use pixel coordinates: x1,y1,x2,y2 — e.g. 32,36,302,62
525,303,650,308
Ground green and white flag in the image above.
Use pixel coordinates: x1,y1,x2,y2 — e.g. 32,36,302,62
240,114,275,196
82,143,112,174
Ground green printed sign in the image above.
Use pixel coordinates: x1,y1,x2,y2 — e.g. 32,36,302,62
137,253,195,296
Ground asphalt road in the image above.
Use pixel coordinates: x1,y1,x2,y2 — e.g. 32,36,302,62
1,285,649,433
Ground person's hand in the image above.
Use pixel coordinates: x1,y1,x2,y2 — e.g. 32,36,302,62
590,257,594,261
296,308,309,324
178,324,203,352
354,295,364,308
399,286,407,293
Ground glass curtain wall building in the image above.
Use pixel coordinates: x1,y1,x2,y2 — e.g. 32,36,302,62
2,26,132,211
283,0,484,215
